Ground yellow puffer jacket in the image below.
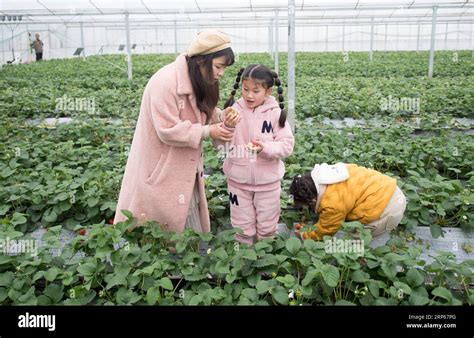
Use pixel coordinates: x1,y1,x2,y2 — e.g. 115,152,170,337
302,164,397,241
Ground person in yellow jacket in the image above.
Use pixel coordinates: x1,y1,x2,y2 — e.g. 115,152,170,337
289,163,407,240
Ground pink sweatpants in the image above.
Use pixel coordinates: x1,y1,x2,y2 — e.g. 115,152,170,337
228,183,281,245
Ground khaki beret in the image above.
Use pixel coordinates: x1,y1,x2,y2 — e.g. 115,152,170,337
187,29,231,57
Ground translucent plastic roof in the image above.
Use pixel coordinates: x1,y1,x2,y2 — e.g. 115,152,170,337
1,0,472,26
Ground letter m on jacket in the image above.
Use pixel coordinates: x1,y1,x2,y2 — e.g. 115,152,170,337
262,121,273,133
229,192,239,206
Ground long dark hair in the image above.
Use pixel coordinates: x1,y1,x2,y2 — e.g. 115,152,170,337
224,64,287,128
186,47,234,124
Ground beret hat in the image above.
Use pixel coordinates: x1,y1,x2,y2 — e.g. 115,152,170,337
187,29,231,57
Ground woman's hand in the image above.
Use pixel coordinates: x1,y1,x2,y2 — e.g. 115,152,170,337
210,123,234,142
223,107,241,128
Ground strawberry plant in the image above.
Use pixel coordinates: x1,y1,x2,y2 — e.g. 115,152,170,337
0,214,472,305
0,50,472,306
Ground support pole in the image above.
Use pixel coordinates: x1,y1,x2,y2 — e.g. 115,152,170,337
48,24,51,58
125,12,132,80
26,23,31,62
11,28,14,60
287,0,296,133
268,19,273,60
457,23,460,50
444,23,448,50
342,25,345,51
275,10,279,74
325,25,328,51
174,20,177,56
417,23,421,51
396,23,399,50
92,25,95,55
80,21,85,58
428,6,437,78
369,17,374,60
272,20,276,59
471,26,473,58
2,26,4,63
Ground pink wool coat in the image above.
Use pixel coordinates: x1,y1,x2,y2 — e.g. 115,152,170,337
114,54,221,233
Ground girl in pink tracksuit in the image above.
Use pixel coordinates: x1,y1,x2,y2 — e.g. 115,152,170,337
222,64,295,244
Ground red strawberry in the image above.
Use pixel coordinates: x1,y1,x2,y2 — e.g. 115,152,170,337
295,223,301,230
79,228,86,236
108,218,114,225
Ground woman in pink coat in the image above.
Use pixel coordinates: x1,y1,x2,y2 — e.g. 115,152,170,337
114,30,239,234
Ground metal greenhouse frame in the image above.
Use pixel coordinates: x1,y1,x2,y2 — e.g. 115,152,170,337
1,0,473,131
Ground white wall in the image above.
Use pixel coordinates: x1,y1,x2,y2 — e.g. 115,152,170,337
1,22,473,64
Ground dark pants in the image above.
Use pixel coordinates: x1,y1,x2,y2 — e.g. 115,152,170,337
35,52,43,61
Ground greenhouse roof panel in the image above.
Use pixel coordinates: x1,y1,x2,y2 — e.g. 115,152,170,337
1,0,472,25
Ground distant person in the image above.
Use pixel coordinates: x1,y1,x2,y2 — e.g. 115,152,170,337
30,33,43,61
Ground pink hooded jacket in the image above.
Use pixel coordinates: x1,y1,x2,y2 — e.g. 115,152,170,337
222,96,294,191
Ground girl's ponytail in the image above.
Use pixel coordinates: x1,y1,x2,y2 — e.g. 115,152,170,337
224,67,245,109
272,71,287,128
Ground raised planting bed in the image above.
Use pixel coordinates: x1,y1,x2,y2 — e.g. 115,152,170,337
277,223,474,265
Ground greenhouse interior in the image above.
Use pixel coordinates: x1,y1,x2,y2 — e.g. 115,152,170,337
0,0,473,331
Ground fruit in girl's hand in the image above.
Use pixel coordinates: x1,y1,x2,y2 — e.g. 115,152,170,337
226,107,239,118
246,142,260,151
251,140,260,146
246,139,261,151
225,108,240,127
